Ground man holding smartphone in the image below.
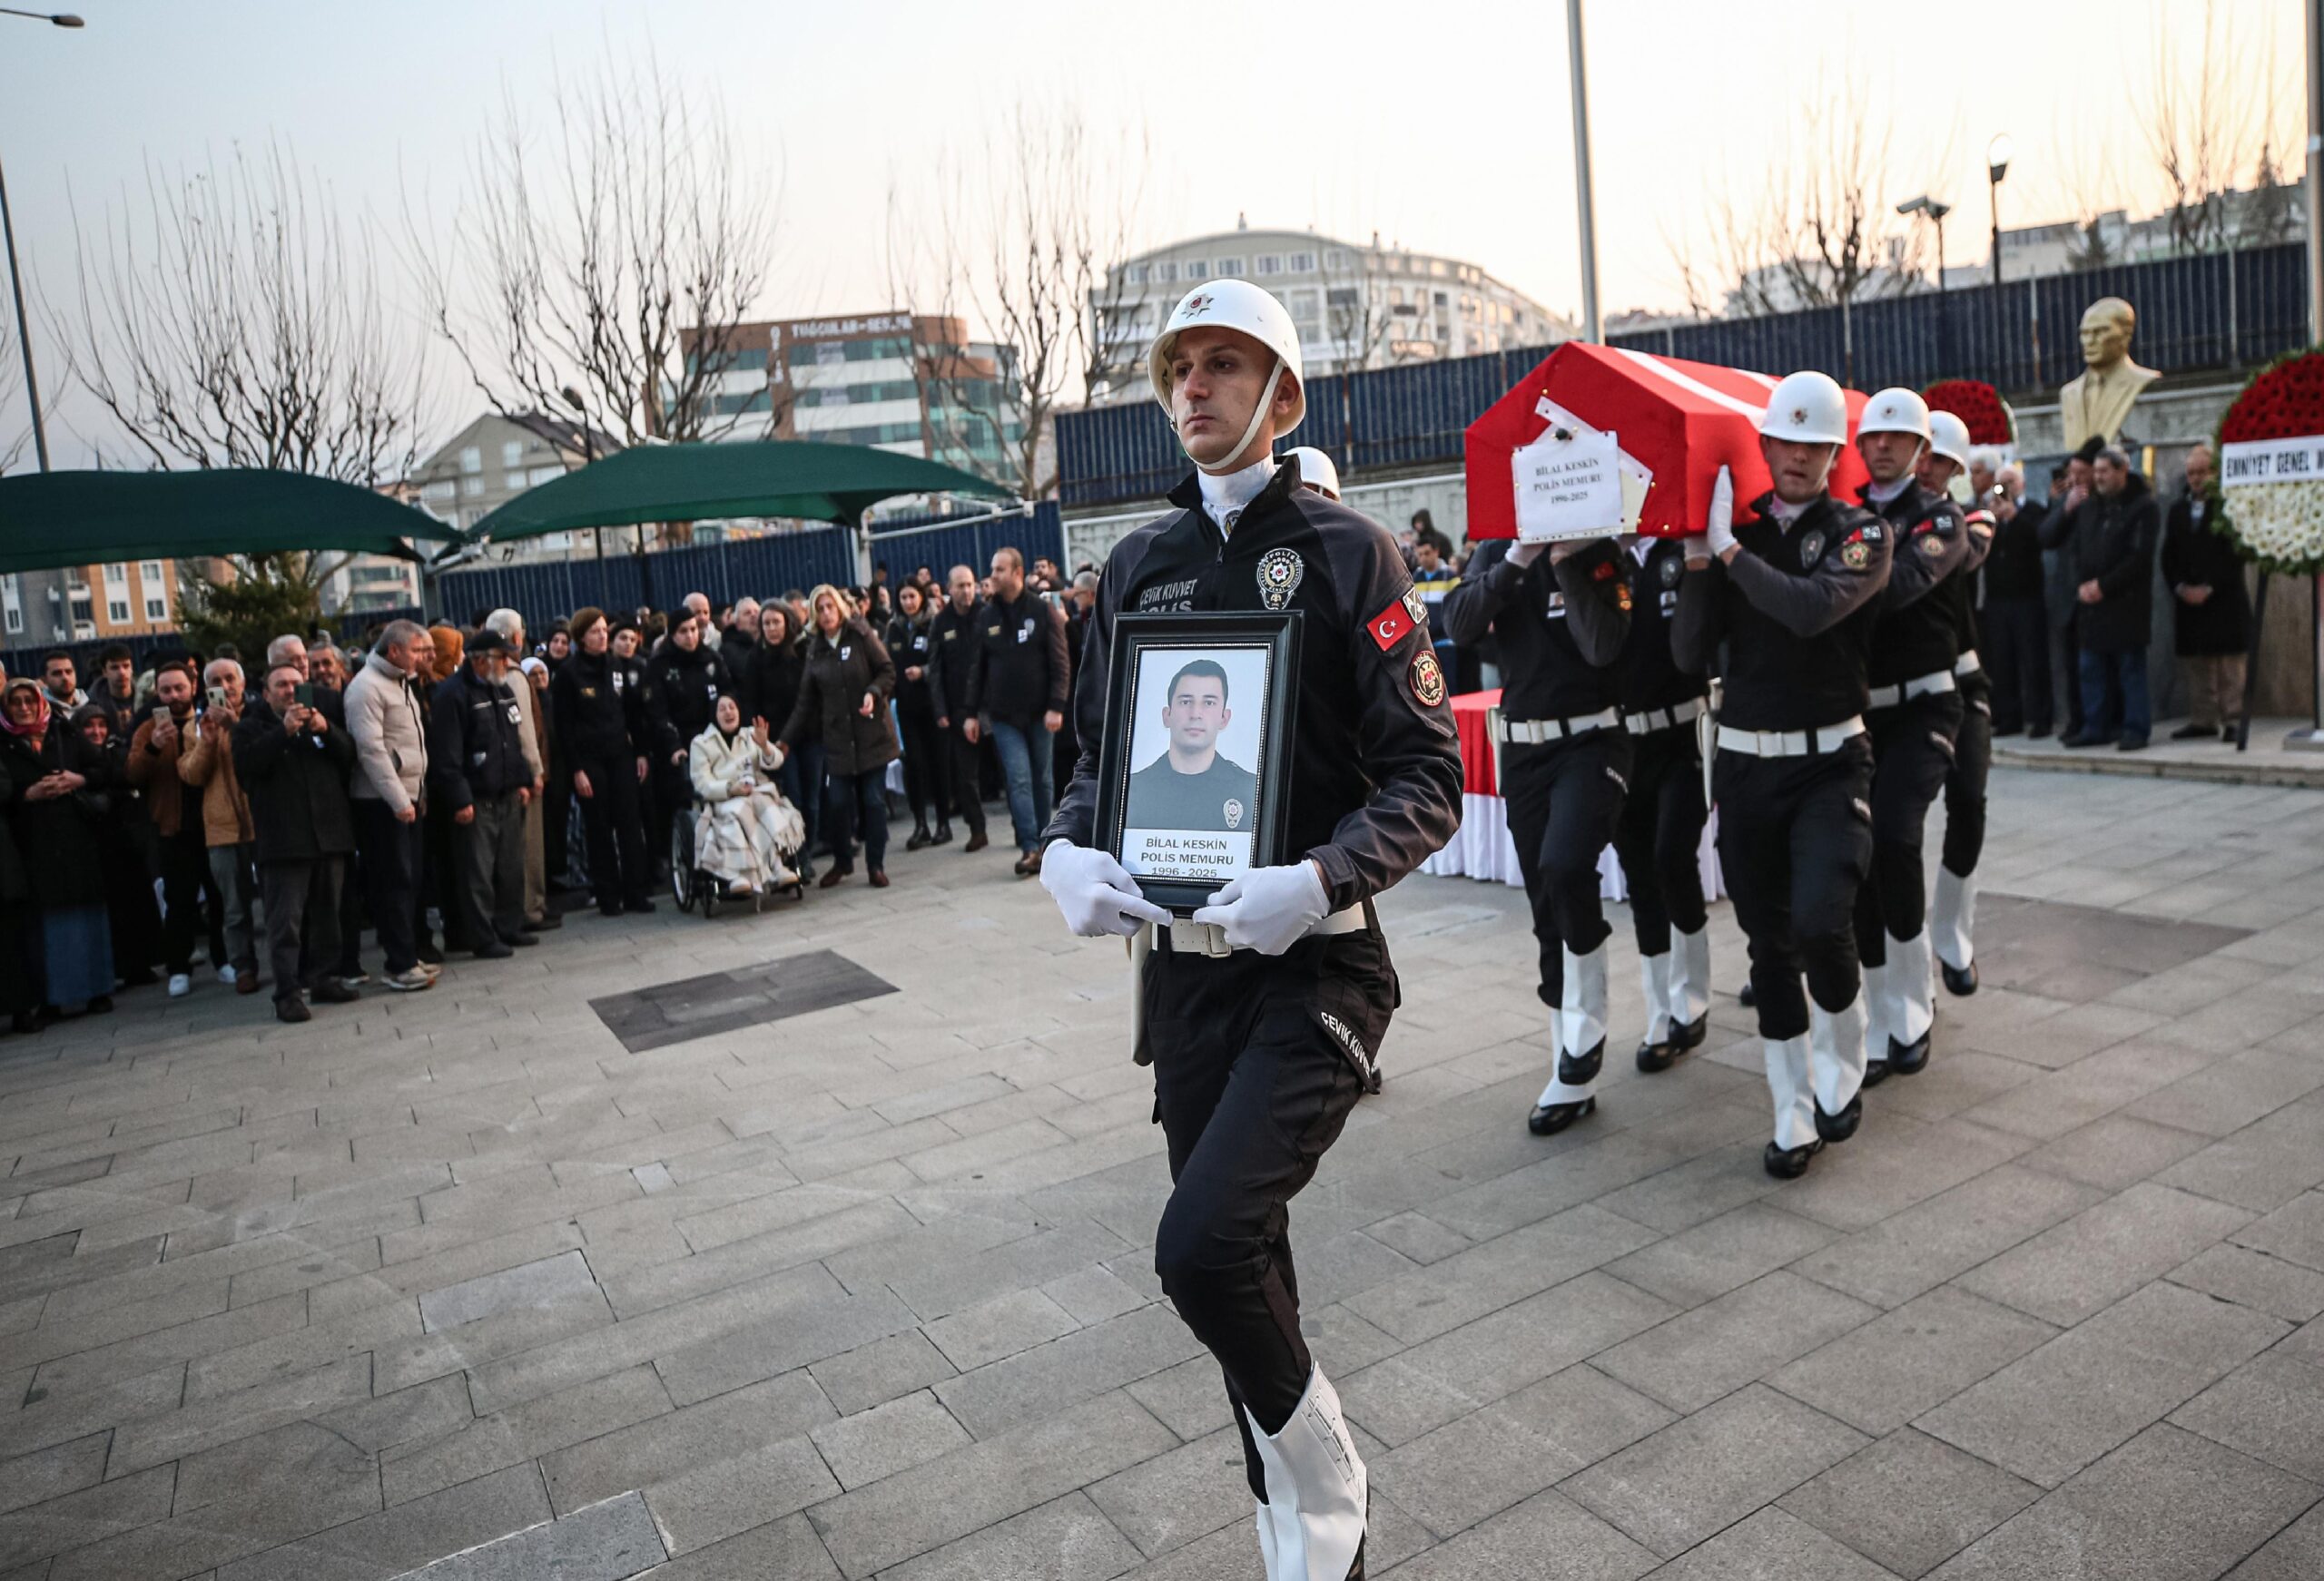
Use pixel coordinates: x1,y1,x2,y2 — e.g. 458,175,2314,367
179,659,261,996
232,663,361,1024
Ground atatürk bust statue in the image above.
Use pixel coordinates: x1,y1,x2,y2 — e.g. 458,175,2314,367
2059,296,2161,451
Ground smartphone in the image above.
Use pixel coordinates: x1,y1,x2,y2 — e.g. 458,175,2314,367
205,686,227,711
293,682,314,708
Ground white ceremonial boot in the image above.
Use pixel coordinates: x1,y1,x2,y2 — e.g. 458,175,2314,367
1883,928,1935,1076
1931,865,1979,995
1807,995,1869,1144
1247,1365,1368,1581
1669,925,1711,1047
1762,1033,1820,1178
1634,952,1677,1072
1859,955,1894,1087
1531,948,1605,1134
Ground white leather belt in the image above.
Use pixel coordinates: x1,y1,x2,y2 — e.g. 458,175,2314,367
1717,717,1866,758
1625,698,1707,735
1163,904,1367,957
1865,670,1958,710
1955,651,1982,675
1501,708,1619,744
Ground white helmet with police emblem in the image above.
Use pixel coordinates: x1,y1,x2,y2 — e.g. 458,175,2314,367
1858,387,1931,442
1758,370,1850,445
1148,280,1306,467
1927,409,1974,470
1285,445,1340,500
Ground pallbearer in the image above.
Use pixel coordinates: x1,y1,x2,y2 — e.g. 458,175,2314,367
1443,529,1632,1134
1039,279,1461,1580
1673,371,1893,1179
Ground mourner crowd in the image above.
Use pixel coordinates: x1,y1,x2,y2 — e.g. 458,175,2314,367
0,550,1100,1032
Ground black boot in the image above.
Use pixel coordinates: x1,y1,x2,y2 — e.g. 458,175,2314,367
1763,1138,1824,1179
1527,1042,1603,1135
1940,959,1978,997
1814,1094,1862,1143
1887,1031,1931,1076
905,820,932,852
931,820,954,847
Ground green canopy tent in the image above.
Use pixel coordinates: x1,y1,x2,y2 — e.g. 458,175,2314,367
0,467,462,574
466,442,1016,598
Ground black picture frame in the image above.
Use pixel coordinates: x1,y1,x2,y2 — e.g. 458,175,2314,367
1095,611,1303,915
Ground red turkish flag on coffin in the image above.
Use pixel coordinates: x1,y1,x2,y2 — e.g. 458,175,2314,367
1464,342,1874,539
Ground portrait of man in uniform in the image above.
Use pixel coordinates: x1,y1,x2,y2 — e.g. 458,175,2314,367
1116,646,1274,886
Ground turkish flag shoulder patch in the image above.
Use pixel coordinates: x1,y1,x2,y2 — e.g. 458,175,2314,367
1368,598,1414,651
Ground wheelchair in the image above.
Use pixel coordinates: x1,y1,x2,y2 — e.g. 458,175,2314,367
669,792,804,918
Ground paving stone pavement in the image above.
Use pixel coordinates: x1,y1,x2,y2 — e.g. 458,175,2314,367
4,764,2324,1579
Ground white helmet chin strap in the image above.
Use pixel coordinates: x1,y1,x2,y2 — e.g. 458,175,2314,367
1189,360,1285,475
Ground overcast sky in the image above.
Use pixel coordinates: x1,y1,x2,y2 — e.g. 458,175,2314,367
0,0,2303,466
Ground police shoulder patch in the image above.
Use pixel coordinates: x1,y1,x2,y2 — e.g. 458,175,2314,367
1401,585,1428,630
1409,649,1446,707
1842,540,1871,570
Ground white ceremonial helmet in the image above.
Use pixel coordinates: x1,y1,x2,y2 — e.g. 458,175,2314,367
1285,445,1341,500
1758,370,1850,445
1858,387,1932,443
1148,280,1306,469
1927,410,1974,471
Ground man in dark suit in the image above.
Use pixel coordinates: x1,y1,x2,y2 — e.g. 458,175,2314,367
2160,443,2252,741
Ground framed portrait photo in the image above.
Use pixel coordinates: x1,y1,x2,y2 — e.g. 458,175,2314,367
1095,612,1302,914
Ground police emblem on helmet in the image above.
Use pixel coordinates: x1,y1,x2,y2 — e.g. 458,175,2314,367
1256,547,1305,612
1223,798,1244,830
1791,407,1808,425
1182,292,1213,318
1797,530,1826,569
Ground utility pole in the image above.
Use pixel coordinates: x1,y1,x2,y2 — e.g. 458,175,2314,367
1565,0,1600,343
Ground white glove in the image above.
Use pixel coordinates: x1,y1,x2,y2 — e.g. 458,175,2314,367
1704,465,1738,557
1507,540,1544,569
1040,841,1169,938
1192,861,1330,957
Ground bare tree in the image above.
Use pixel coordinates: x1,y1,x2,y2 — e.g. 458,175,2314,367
1316,239,1397,378
1669,77,1925,319
2143,0,2263,254
43,138,427,615
409,52,776,454
887,103,1145,499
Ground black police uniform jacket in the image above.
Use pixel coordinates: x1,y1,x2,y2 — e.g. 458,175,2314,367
1442,538,1630,722
1618,537,1709,714
1046,458,1462,917
549,649,648,765
643,643,734,759
968,588,1071,728
426,665,533,813
1672,492,1896,731
1859,479,1977,685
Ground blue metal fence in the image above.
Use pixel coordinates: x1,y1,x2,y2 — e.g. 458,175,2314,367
433,530,857,634
1058,241,2313,509
865,502,1066,581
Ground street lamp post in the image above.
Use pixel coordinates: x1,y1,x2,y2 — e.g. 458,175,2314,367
1897,194,1955,373
1986,134,2014,287
0,8,81,474
1564,0,1601,344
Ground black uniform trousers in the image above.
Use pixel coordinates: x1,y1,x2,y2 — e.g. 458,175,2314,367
942,721,988,834
574,751,653,909
157,827,211,977
1611,723,1709,957
1942,673,1993,881
1146,928,1389,1497
1502,732,1630,1008
898,706,949,825
1715,740,1875,1040
1852,692,1963,967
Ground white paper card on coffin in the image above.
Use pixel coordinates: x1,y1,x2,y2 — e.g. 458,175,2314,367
1513,426,1626,542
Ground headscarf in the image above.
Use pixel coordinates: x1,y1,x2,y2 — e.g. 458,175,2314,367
1,677,49,741
428,625,464,682
519,656,547,683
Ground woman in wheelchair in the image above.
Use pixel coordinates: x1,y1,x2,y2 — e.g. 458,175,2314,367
687,695,805,897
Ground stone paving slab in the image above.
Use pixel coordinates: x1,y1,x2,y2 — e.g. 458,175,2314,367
2,767,2323,1578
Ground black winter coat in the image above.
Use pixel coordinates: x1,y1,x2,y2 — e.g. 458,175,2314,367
926,601,982,722
739,639,806,738
885,614,939,721
0,725,111,909
550,649,648,764
2161,493,2252,657
231,704,357,863
644,642,734,758
428,665,533,810
781,618,898,777
966,589,1069,725
2063,475,2162,653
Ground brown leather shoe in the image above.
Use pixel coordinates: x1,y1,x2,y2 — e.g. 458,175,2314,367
235,973,261,997
868,869,890,889
963,831,989,853
819,865,852,889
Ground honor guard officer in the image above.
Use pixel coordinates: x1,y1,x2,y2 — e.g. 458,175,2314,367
1673,370,1894,1179
1038,278,1461,1581
1849,390,1976,1085
1613,532,1714,1072
1927,415,1994,997
1443,531,1631,1135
